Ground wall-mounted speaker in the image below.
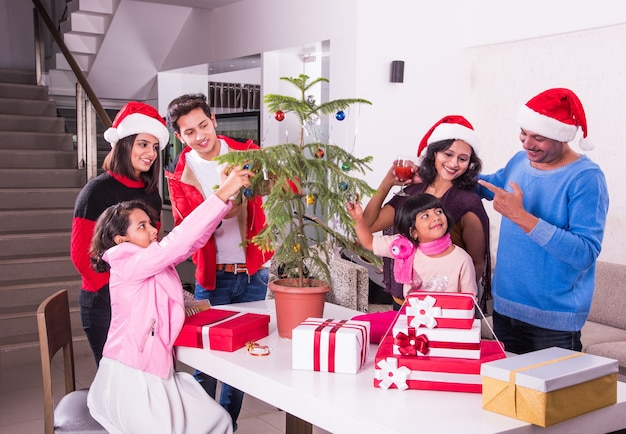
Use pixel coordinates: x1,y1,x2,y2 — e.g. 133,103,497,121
390,60,405,83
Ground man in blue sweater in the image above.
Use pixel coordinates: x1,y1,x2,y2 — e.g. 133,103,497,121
478,88,609,354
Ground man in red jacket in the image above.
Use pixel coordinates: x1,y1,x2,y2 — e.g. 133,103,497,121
165,93,273,430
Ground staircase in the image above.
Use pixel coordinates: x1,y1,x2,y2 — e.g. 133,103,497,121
0,68,90,368
49,0,120,94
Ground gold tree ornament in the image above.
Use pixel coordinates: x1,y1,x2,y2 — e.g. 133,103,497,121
217,74,380,287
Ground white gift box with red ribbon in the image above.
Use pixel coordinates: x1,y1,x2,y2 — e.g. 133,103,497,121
292,318,370,374
392,315,482,359
404,291,475,329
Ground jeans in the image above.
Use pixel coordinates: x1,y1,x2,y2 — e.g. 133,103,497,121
194,268,269,429
79,287,111,366
493,310,582,355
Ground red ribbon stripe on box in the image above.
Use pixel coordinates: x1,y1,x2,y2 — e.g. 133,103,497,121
403,292,475,329
393,328,480,356
301,319,369,373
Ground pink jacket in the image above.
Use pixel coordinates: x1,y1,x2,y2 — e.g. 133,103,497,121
102,195,231,379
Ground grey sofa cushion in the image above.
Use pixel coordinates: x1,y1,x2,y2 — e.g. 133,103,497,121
583,341,626,370
587,261,626,330
581,321,626,348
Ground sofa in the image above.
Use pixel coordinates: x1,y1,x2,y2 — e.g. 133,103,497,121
581,261,626,382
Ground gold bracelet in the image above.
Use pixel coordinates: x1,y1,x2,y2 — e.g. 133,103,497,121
246,341,270,356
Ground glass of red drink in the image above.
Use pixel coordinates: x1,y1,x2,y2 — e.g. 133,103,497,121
394,154,415,196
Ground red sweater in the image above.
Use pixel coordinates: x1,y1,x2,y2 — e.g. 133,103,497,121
70,171,162,293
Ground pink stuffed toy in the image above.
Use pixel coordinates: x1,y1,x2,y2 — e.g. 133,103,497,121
389,236,416,284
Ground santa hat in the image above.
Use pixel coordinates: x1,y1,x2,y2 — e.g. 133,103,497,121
517,88,593,150
417,115,481,159
104,101,169,150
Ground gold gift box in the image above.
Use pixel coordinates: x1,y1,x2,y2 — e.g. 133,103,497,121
481,347,618,427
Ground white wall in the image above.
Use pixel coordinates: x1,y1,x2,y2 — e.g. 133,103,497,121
156,0,626,264
469,24,626,264
7,0,621,264
0,0,35,70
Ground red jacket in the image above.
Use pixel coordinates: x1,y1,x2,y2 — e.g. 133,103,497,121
165,136,273,289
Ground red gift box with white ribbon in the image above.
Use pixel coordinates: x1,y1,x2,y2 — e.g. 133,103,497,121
404,291,475,329
374,335,505,393
174,308,270,352
392,315,482,359
292,318,370,374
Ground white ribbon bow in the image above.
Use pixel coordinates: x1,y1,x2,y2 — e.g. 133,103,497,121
376,357,411,390
406,295,441,329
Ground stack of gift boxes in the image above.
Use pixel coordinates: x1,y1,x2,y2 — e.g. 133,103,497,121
374,291,506,393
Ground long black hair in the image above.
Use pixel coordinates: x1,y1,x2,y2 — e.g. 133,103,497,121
394,193,454,247
89,199,159,272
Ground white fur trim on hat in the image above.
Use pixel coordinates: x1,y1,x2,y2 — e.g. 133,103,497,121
517,105,578,143
428,123,481,156
104,112,170,150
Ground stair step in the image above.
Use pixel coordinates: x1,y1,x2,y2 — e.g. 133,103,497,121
67,0,119,15
0,130,74,150
63,32,102,55
0,113,65,133
0,209,74,234
0,168,85,188
0,188,80,209
0,149,76,169
63,9,112,34
0,97,57,116
0,277,82,309
0,332,92,369
0,83,49,100
0,304,82,341
0,69,36,85
0,231,71,258
0,256,79,284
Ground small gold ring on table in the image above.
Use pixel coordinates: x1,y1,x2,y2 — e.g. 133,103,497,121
246,341,270,356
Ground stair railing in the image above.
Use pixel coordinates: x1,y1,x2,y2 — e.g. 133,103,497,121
32,0,110,181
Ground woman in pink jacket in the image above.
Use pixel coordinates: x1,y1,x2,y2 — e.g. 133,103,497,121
86,165,253,434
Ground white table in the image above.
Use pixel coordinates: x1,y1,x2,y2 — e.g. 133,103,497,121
175,300,626,434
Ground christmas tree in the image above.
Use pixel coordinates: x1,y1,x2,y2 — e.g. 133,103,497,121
218,74,379,287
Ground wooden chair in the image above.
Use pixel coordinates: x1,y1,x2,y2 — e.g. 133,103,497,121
37,289,107,434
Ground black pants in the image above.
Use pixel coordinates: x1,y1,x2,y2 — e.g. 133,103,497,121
79,286,111,366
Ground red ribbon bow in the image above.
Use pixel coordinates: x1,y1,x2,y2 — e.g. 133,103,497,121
393,329,429,356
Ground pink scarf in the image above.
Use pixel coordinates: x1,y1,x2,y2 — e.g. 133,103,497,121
390,233,452,285
418,233,452,256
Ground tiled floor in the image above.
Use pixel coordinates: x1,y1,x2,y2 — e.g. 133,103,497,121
0,352,333,434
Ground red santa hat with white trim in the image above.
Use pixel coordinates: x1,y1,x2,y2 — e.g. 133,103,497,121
417,115,481,160
104,101,170,150
517,88,593,150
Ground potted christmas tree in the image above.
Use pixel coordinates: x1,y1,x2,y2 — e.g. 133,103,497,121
218,74,379,337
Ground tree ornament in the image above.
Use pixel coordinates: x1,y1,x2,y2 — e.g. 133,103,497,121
275,110,285,121
341,162,351,171
293,243,301,253
305,194,316,205
335,110,346,121
306,95,316,106
243,187,254,198
345,192,360,205
314,148,325,159
338,181,349,191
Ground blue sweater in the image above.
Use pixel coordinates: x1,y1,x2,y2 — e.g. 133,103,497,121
479,151,608,331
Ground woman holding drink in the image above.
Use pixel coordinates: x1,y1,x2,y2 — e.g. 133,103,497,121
362,115,491,311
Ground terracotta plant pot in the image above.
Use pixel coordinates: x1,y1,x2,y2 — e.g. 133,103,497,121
269,278,330,339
